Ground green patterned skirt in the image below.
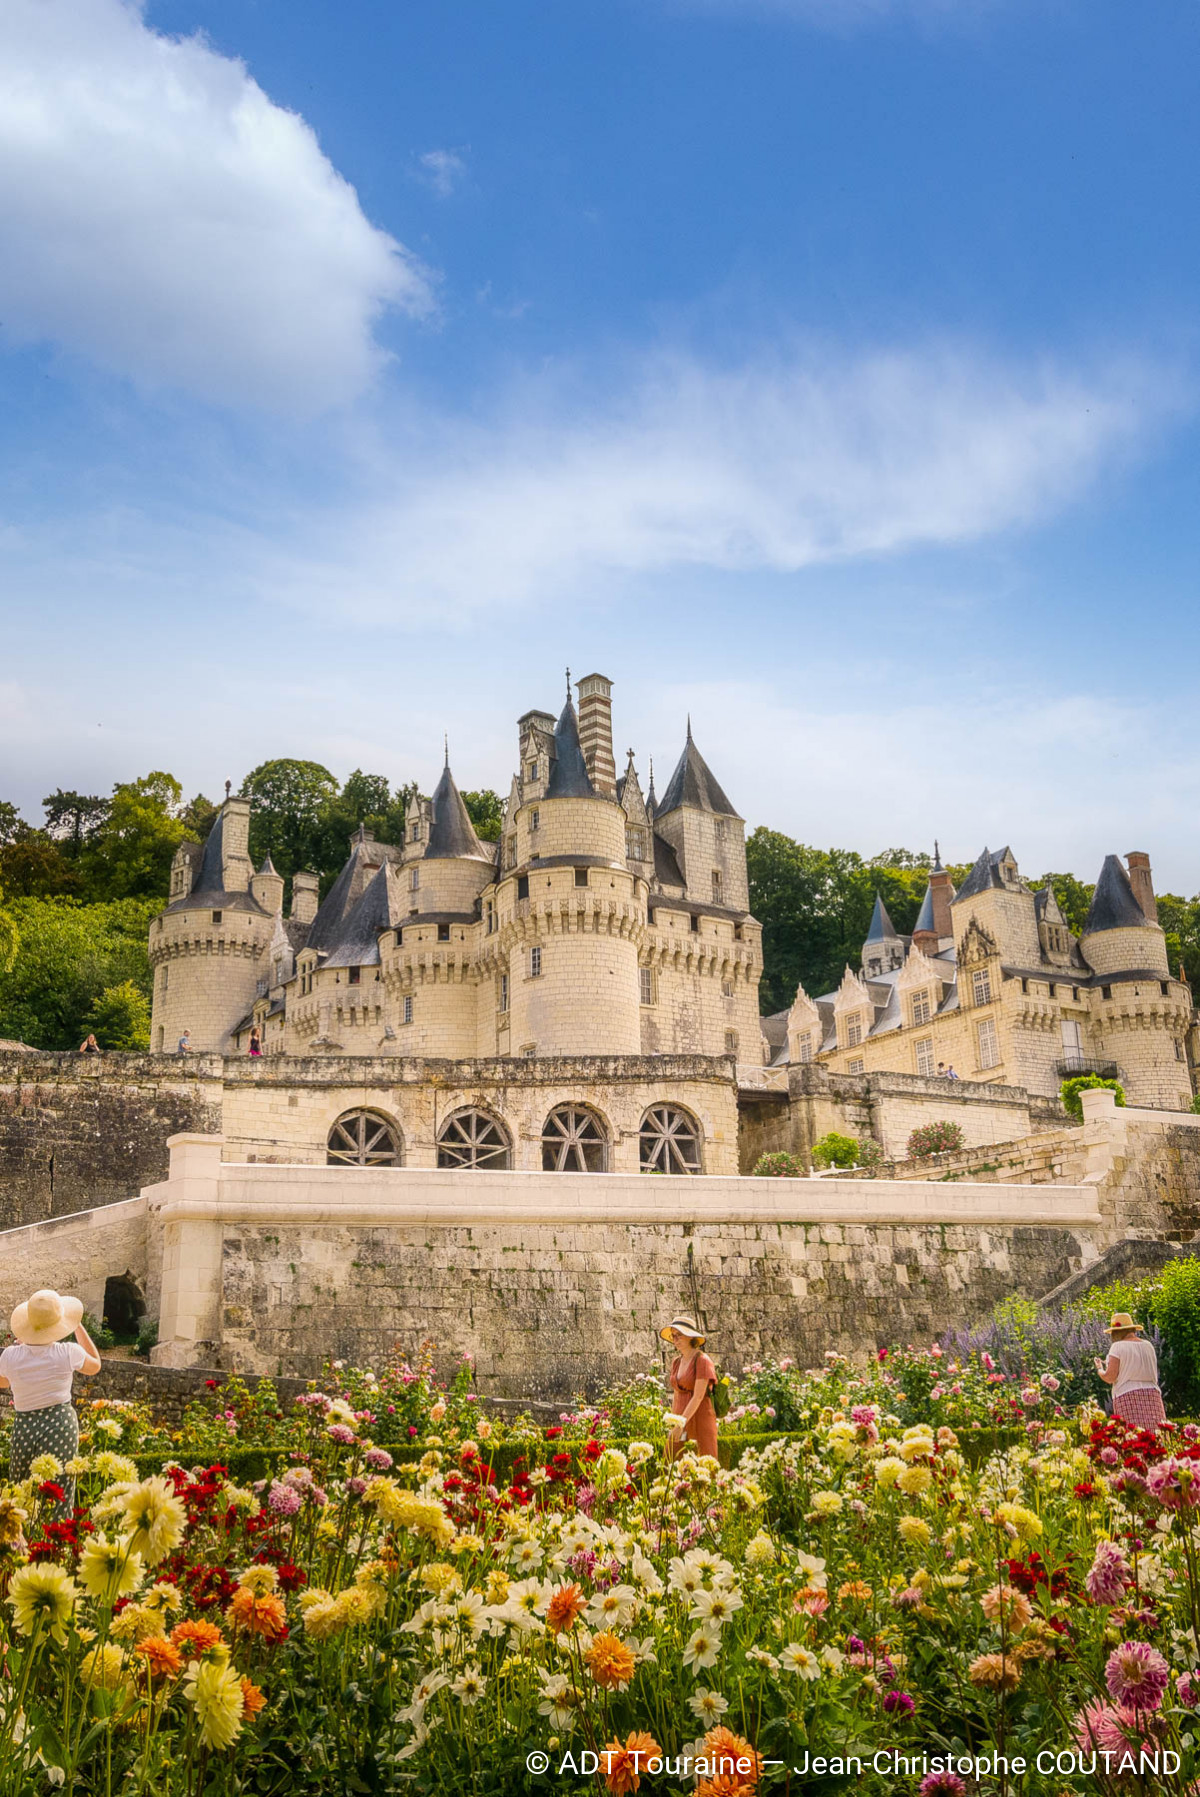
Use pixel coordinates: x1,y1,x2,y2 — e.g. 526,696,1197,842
10,1402,80,1517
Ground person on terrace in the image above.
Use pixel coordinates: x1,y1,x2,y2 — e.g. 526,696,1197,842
1094,1311,1166,1428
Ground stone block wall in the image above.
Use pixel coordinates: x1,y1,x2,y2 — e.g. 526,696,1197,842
0,1051,223,1227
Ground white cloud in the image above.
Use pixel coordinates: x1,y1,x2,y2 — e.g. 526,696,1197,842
416,149,468,198
249,339,1170,621
0,0,434,412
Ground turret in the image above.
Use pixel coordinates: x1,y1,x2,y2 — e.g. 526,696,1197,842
911,844,955,955
1080,855,1169,979
577,672,617,798
862,893,903,977
251,854,284,916
652,721,748,911
951,845,1040,968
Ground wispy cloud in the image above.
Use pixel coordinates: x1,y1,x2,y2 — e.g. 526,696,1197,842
415,148,468,198
244,338,1173,622
0,0,434,413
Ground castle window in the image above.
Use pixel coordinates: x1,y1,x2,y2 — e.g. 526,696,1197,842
845,1014,863,1048
574,867,589,888
798,1032,813,1063
348,966,361,985
528,761,539,781
1177,1040,1186,1061
437,1108,512,1171
639,1104,702,1174
161,965,168,992
530,808,540,832
485,901,495,935
1102,985,1112,1001
976,1016,1000,1070
847,1058,865,1074
971,968,992,1007
724,1030,739,1056
1163,981,1171,997
1048,983,1056,998
542,1105,608,1172
506,836,517,869
410,866,420,892
327,1110,402,1168
711,869,723,904
517,875,529,901
911,990,931,1026
437,923,451,941
690,915,700,933
722,980,733,998
626,828,645,860
867,959,881,976
499,973,509,1013
639,967,654,1006
402,996,413,1025
915,1036,935,1076
529,945,542,978
212,910,222,924
410,820,421,842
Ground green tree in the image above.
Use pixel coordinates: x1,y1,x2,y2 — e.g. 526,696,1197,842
181,792,218,843
42,790,111,854
80,773,187,899
0,834,80,898
462,789,504,842
0,801,24,846
241,759,340,879
1030,871,1095,938
84,979,151,1051
0,897,156,1049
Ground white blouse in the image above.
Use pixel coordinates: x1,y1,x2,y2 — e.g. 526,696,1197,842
0,1342,87,1412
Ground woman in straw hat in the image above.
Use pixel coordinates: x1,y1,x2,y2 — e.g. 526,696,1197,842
660,1314,718,1462
1094,1312,1166,1429
0,1289,101,1514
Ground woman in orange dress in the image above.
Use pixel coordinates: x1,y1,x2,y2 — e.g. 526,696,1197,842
661,1314,718,1462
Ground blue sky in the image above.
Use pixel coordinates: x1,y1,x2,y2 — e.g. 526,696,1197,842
2,0,1199,886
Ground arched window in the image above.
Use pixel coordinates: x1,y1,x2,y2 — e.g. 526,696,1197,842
437,1108,512,1171
639,1105,703,1174
541,1105,608,1172
327,1110,403,1167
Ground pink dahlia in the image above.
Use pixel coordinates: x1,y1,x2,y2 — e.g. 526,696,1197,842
1075,1699,1167,1756
267,1480,302,1517
919,1777,967,1797
882,1690,914,1716
1084,1540,1132,1606
1178,1670,1200,1708
1104,1640,1170,1711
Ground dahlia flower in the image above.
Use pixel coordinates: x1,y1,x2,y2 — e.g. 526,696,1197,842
7,1562,78,1644
1104,1640,1170,1711
185,1657,245,1751
1084,1540,1132,1606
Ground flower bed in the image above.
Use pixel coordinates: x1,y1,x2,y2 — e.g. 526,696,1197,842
4,1353,1200,1795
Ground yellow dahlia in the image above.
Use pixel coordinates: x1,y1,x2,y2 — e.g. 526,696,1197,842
7,1562,78,1644
121,1477,186,1566
78,1533,145,1603
185,1657,245,1750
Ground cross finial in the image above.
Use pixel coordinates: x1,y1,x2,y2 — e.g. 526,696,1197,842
565,665,572,701
626,746,635,763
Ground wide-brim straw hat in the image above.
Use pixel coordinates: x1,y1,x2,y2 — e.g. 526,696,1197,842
660,1314,706,1346
1108,1312,1145,1335
10,1288,84,1346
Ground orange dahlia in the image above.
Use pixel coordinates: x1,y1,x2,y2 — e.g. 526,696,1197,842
546,1582,587,1634
696,1777,758,1797
170,1619,225,1660
135,1635,183,1681
240,1676,266,1719
586,1631,637,1691
702,1726,761,1788
228,1587,289,1643
603,1731,660,1795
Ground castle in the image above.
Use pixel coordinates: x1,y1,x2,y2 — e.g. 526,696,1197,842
147,673,761,1174
767,845,1196,1112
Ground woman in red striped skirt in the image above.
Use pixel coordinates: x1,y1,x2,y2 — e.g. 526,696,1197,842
1094,1312,1167,1429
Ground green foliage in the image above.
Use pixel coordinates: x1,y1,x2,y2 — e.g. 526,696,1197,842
134,1314,159,1358
1188,1094,1200,1115
42,789,111,852
0,896,156,1049
810,1130,860,1169
1060,1073,1126,1121
752,1150,804,1177
81,1310,115,1351
242,758,341,878
1028,871,1095,937
1072,1276,1146,1324
461,789,504,842
80,772,189,899
84,978,151,1050
1144,1258,1200,1413
0,801,23,845
906,1119,965,1159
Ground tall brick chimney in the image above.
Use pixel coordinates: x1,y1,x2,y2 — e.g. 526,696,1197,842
1126,851,1157,923
576,672,617,798
930,862,956,940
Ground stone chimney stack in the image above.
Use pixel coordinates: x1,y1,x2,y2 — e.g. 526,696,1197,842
930,864,956,941
218,796,253,892
576,672,617,798
1126,851,1158,923
290,869,320,926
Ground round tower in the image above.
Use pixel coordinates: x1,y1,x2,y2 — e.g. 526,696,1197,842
148,796,272,1053
1080,854,1169,979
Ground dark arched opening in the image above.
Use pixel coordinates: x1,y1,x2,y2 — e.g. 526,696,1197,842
102,1273,146,1342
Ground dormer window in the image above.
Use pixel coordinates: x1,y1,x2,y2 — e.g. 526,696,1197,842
410,820,421,842
911,990,931,1026
797,1032,813,1063
971,968,992,1007
626,827,645,860
845,1014,863,1048
527,761,539,781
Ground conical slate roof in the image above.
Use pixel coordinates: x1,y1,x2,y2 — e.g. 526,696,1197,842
545,698,594,799
305,835,382,955
257,853,279,876
953,846,1004,904
657,725,739,818
322,863,400,969
913,881,936,935
1084,855,1152,934
191,809,227,896
425,761,491,862
864,892,899,942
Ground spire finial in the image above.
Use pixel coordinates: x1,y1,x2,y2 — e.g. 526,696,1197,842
444,733,449,768
565,665,572,702
224,779,231,800
626,746,635,764
686,713,693,741
933,839,942,871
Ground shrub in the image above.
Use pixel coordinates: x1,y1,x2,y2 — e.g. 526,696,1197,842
1189,1093,1200,1115
752,1150,803,1177
82,1309,115,1351
906,1120,965,1159
1060,1072,1126,1121
1143,1257,1200,1413
134,1314,159,1358
855,1135,884,1168
84,978,152,1051
810,1131,860,1169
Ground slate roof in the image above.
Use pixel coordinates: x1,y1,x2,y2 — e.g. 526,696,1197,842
652,831,686,890
1084,855,1153,934
953,846,1005,903
164,809,267,915
425,762,491,862
865,893,899,942
657,726,739,818
322,863,400,969
913,881,936,934
545,698,594,799
304,836,388,956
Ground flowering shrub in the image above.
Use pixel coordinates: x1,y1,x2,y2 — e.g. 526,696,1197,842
751,1151,804,1177
906,1120,966,1159
4,1370,1200,1794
